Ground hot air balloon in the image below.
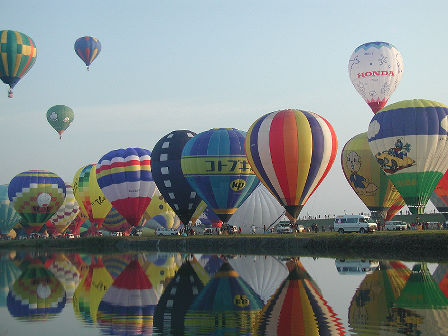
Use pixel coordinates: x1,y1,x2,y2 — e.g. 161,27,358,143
8,170,66,234
228,184,286,234
97,259,159,335
368,99,448,214
389,263,448,335
257,259,345,335
184,262,264,335
154,257,209,334
7,260,66,321
385,196,406,221
342,132,403,220
0,184,21,235
73,164,112,233
0,254,22,307
102,207,136,233
48,254,80,302
348,41,403,114
47,184,80,234
348,261,411,335
46,105,74,139
431,171,448,219
245,109,337,221
96,148,156,228
181,128,260,223
74,36,101,70
152,130,203,226
229,255,289,304
141,254,180,297
73,257,113,326
143,187,177,220
67,212,87,236
102,254,133,280
0,30,37,98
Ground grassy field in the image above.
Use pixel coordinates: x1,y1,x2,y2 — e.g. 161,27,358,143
2,230,448,262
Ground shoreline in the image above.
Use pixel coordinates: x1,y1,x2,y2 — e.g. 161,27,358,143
1,231,448,263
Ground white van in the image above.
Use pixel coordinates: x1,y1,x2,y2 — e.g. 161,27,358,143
335,259,379,275
334,215,377,233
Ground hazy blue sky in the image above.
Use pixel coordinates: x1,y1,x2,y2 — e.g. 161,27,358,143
1,0,447,216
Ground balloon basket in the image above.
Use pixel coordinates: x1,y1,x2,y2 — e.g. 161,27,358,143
8,89,13,98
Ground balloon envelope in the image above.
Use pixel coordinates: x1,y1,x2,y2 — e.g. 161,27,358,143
181,128,260,222
0,30,37,97
74,36,101,68
368,99,448,214
0,184,21,234
431,170,448,217
97,148,156,227
46,105,74,138
152,130,203,225
245,109,337,220
341,132,402,219
8,170,66,233
48,184,80,234
348,41,403,113
73,164,112,231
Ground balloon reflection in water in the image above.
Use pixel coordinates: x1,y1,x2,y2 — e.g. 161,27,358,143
102,254,133,280
198,255,224,278
7,260,66,321
73,257,113,326
348,261,411,334
0,254,22,307
229,255,289,304
154,257,209,334
141,253,181,297
97,259,158,335
48,254,80,302
257,258,345,335
433,263,448,298
388,263,448,335
184,261,263,335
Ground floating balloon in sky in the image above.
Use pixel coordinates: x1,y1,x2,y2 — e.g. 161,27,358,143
96,147,156,227
73,164,112,232
0,185,21,235
152,130,203,226
8,170,66,234
341,132,402,220
348,41,403,113
74,36,101,70
368,99,448,214
181,128,260,223
245,109,337,220
46,105,74,139
0,30,37,98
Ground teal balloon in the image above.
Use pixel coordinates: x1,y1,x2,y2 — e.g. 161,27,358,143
0,255,21,306
0,185,21,234
181,128,259,222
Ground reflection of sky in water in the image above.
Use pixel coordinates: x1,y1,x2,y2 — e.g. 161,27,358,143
0,251,443,336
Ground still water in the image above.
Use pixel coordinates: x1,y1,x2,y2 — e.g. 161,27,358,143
0,251,447,335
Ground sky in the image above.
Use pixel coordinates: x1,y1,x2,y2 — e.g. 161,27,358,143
1,0,447,216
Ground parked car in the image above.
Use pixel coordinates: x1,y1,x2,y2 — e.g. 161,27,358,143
334,215,377,233
203,228,213,235
156,228,180,236
111,232,123,237
385,220,407,231
276,224,293,234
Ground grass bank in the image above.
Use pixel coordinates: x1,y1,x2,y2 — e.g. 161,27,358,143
2,230,448,262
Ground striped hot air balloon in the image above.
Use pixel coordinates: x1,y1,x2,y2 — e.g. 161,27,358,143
368,99,448,214
181,128,260,223
8,170,66,234
0,30,37,98
245,109,337,220
96,148,156,228
97,260,158,335
74,36,101,70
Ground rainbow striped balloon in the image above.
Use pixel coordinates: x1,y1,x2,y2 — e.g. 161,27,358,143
96,148,156,227
8,170,66,233
245,109,337,220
